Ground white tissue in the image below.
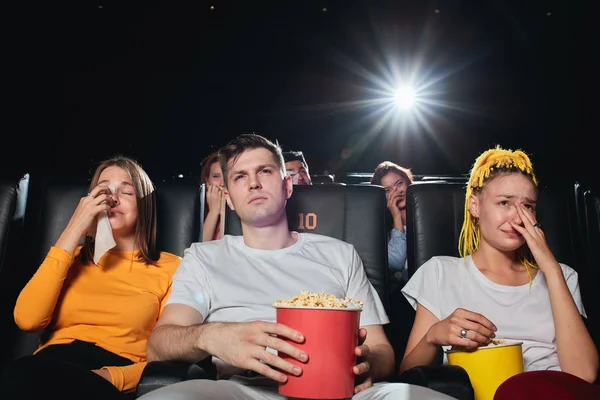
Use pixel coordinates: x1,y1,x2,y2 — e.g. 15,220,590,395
93,211,116,263
91,183,117,263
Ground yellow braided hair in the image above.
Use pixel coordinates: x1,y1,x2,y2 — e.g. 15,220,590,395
458,146,539,278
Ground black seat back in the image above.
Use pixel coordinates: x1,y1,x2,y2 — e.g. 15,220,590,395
580,189,600,350
0,174,29,275
0,173,30,368
535,183,582,271
311,174,335,184
406,181,466,277
406,181,583,276
155,180,202,256
224,184,389,309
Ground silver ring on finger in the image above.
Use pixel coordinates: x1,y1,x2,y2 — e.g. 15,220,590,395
533,222,542,229
459,329,468,339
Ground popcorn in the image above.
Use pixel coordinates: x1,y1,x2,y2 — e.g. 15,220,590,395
273,290,364,309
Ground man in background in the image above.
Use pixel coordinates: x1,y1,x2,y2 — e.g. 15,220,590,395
283,150,312,185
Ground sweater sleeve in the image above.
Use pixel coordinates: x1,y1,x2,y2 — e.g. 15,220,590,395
14,246,78,331
103,362,147,393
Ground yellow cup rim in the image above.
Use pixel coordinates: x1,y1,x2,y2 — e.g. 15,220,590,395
446,340,523,354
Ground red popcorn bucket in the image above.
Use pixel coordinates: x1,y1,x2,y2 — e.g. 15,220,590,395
275,306,361,399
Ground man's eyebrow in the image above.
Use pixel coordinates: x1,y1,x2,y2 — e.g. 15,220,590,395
231,163,278,176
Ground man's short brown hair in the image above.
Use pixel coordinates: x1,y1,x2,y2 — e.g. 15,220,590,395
218,133,285,188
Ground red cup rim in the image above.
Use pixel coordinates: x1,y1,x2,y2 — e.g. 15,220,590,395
273,305,363,311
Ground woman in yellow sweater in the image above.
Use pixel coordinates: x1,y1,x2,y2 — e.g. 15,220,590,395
1,156,181,399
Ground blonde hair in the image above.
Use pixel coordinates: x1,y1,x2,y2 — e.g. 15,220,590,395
458,146,539,280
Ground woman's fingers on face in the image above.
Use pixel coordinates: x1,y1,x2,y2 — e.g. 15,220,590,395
208,185,223,196
510,221,531,239
89,186,113,202
96,193,118,208
88,186,101,198
96,183,111,194
517,203,536,226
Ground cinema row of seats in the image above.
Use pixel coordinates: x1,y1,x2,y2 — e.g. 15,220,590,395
1,171,598,397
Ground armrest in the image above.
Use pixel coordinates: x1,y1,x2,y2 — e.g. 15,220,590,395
136,359,217,398
396,365,474,400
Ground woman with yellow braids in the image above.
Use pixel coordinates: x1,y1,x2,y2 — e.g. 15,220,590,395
400,146,599,398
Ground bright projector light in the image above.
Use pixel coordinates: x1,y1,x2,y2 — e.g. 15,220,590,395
394,87,416,109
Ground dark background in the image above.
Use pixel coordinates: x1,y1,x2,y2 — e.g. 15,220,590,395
4,0,598,188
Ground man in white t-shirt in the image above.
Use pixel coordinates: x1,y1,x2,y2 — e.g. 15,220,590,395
141,134,455,399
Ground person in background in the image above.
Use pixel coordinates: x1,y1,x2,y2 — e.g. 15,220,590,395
0,156,181,400
400,146,599,399
200,151,226,241
283,150,312,185
370,161,414,282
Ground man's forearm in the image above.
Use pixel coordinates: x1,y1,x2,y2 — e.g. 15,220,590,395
147,323,211,363
367,343,395,382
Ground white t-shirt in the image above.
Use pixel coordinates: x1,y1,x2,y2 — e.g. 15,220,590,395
167,232,389,376
402,255,586,371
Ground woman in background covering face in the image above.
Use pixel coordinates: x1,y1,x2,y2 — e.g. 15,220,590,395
200,151,226,242
370,161,414,280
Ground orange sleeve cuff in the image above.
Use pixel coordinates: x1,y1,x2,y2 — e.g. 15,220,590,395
47,246,78,265
103,362,147,393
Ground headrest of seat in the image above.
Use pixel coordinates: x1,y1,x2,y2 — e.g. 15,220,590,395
224,184,389,307
155,180,201,256
25,180,88,266
406,181,583,277
311,174,335,184
24,178,201,266
0,174,30,272
536,184,581,270
406,181,466,277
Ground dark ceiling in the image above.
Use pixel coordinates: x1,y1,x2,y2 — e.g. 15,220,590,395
4,0,598,188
